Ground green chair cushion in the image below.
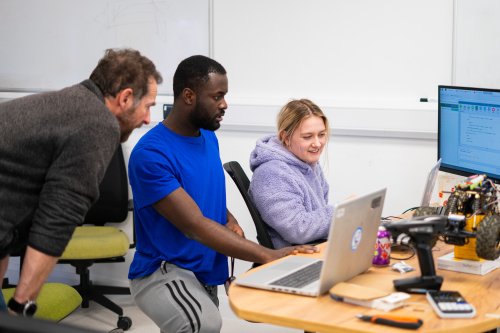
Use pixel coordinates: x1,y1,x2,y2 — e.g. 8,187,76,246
60,226,130,260
2,283,82,321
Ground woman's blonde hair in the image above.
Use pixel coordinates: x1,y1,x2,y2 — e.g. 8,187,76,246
277,99,330,145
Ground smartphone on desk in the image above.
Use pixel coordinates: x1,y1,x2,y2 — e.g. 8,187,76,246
426,290,476,318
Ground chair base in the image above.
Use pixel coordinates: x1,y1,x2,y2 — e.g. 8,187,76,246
60,259,133,330
76,285,130,312
73,284,133,331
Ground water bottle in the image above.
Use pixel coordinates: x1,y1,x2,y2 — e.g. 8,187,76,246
373,226,391,266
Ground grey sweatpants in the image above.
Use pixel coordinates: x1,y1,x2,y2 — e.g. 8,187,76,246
130,262,222,333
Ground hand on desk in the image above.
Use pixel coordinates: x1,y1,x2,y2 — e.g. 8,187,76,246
279,244,319,257
259,244,320,264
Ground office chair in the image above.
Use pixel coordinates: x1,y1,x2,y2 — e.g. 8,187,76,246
58,144,134,331
223,161,275,249
2,282,82,322
224,161,316,333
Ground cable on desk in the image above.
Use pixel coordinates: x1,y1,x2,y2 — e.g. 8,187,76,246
382,215,404,220
390,243,416,260
401,207,419,214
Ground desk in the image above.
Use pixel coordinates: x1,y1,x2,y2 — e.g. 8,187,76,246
228,243,500,333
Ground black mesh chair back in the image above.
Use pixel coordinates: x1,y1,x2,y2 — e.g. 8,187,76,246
223,161,274,249
84,145,128,224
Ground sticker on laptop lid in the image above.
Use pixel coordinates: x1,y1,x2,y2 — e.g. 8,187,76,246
336,208,345,218
351,227,363,251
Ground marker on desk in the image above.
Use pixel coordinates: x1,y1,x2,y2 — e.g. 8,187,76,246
420,98,438,103
356,314,423,330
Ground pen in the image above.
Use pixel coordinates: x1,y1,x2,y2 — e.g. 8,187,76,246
356,314,423,330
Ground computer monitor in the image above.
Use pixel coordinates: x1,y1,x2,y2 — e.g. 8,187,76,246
438,85,500,184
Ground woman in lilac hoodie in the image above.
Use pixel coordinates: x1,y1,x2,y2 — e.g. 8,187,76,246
249,99,334,249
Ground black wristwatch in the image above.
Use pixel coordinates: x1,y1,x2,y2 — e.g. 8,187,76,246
7,297,37,316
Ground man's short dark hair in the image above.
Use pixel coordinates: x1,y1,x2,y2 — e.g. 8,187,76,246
90,48,163,100
173,55,226,99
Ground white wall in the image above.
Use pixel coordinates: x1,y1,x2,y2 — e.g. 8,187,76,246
0,0,209,94
212,0,453,103
454,0,500,88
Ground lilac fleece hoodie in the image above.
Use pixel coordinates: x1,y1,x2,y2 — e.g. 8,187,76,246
248,134,334,249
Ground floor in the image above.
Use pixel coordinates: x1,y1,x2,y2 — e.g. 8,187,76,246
60,290,500,333
60,286,302,333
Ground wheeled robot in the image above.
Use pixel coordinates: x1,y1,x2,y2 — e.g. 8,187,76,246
415,174,500,260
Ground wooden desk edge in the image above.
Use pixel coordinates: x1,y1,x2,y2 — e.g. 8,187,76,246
228,242,500,333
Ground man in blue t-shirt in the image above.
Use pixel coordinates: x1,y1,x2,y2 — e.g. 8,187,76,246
128,55,318,333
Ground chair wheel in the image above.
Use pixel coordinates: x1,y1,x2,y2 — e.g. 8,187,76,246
117,316,132,331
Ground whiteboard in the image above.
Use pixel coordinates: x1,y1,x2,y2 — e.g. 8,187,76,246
454,0,500,89
0,0,209,94
213,0,453,104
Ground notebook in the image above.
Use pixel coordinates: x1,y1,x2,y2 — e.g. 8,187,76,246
420,158,442,207
235,188,387,297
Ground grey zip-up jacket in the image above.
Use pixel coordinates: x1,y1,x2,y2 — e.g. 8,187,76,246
0,80,120,257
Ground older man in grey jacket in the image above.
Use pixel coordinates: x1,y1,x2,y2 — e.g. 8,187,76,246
0,48,162,316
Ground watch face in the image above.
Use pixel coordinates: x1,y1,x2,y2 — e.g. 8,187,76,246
24,301,37,316
8,298,37,317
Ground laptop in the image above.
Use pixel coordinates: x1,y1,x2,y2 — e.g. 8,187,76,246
420,158,442,207
235,188,387,297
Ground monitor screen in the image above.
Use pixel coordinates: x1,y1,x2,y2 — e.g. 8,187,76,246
438,85,500,184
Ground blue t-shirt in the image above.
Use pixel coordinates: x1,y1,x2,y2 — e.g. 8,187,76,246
128,123,228,285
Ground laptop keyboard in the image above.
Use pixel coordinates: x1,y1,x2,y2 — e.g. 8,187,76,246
269,261,323,288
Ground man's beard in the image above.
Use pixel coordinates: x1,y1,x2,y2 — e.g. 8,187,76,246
191,104,223,132
117,105,139,142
